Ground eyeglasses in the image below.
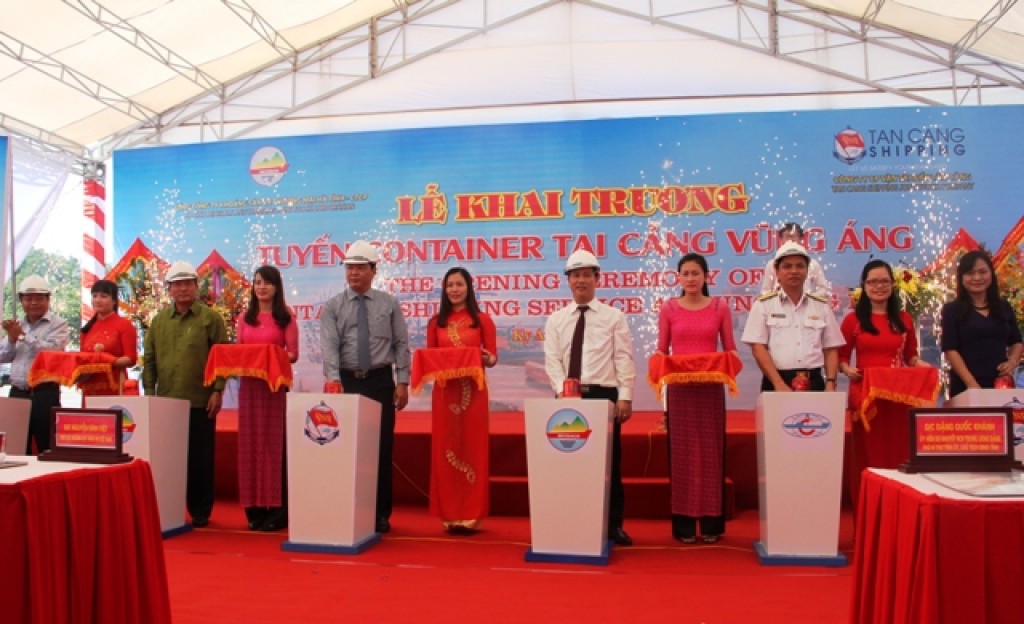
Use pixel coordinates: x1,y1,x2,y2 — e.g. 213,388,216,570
864,279,894,287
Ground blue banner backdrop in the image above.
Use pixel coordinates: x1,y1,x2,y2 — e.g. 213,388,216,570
112,106,1024,410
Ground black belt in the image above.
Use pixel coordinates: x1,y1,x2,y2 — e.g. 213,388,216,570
340,366,392,380
580,384,616,393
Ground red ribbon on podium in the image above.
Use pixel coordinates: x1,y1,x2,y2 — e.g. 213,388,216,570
857,366,940,431
647,352,743,396
410,347,485,395
204,344,293,391
29,351,118,391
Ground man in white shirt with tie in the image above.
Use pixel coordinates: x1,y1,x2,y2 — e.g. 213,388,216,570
543,250,636,546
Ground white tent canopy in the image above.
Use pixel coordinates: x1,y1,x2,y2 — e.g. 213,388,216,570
2,0,1024,163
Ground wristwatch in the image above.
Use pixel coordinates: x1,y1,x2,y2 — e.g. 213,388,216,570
825,377,837,383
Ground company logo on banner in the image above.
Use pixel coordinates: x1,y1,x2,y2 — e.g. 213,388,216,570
545,408,592,452
834,124,968,166
249,147,289,186
111,405,136,444
304,401,339,445
781,412,832,439
833,127,866,165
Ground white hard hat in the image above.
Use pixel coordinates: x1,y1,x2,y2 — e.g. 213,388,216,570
165,260,198,283
343,240,379,265
18,274,51,295
773,241,811,265
564,250,601,274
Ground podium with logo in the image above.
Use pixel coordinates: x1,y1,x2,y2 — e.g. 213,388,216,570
0,397,31,455
282,393,382,554
948,388,1024,462
84,395,192,536
755,391,847,566
524,397,614,565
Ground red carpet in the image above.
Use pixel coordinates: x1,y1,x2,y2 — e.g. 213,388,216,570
166,500,855,623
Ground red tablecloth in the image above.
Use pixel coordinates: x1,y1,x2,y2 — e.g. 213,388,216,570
0,458,171,624
28,351,118,390
410,346,485,394
646,351,743,396
857,366,940,431
204,343,293,391
850,469,1024,624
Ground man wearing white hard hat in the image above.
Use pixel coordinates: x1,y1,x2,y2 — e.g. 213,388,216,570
143,260,228,528
543,249,636,546
320,240,411,534
0,275,69,453
757,222,832,298
742,242,844,392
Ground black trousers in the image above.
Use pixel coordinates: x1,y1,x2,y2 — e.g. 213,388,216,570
580,385,625,531
9,383,60,454
341,367,396,523
760,368,825,392
187,407,217,520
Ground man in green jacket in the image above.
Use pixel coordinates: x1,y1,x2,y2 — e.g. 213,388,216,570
143,260,228,528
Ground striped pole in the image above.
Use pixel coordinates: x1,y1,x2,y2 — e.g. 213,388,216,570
82,164,107,319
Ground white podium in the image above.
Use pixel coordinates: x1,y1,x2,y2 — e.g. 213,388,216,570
282,393,381,555
0,396,31,455
755,391,847,566
85,395,191,536
949,388,1024,463
524,398,614,565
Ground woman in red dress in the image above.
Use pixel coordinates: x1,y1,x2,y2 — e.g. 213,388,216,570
79,280,137,396
236,266,299,531
426,267,497,534
839,259,932,503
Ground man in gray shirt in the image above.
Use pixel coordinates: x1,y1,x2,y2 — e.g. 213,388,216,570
0,275,69,453
320,240,411,533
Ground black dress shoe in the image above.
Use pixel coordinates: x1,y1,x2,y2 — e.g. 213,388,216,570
245,507,267,531
192,516,209,528
608,527,632,546
260,508,288,532
376,518,391,533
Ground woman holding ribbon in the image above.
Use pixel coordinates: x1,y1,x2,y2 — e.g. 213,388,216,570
839,259,932,503
79,279,138,396
656,253,736,544
425,267,497,534
236,265,298,532
940,250,1023,396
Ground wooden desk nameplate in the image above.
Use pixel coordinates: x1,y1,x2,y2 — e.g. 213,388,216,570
901,407,1023,473
38,407,132,464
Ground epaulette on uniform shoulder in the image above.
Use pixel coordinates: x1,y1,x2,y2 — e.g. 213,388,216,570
807,292,828,303
757,292,779,301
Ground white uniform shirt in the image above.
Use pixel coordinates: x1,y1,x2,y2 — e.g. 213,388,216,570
543,298,635,400
741,291,844,370
0,311,70,388
759,257,831,298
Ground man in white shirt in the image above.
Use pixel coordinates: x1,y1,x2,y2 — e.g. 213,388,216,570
743,242,844,392
543,250,636,546
758,222,831,298
0,275,69,453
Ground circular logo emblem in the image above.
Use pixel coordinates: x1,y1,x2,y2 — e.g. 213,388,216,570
833,127,866,165
781,412,832,438
545,408,592,452
249,146,289,186
304,401,340,445
110,405,136,444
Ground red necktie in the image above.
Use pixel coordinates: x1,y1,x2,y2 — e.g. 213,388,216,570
567,305,588,380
